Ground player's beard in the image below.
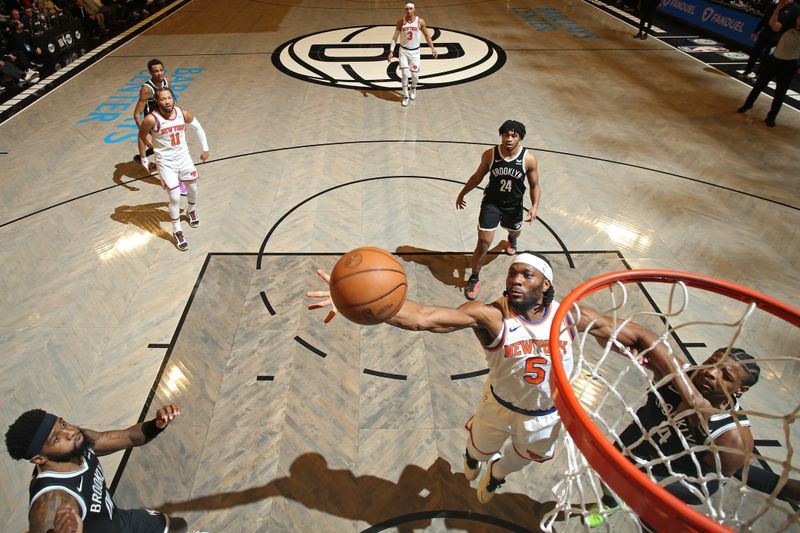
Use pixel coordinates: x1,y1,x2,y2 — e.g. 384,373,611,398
508,285,543,315
45,431,93,462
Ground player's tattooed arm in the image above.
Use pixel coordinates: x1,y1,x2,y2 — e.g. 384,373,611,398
29,490,82,533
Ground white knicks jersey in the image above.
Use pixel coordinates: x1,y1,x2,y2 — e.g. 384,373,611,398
484,297,574,412
400,16,421,49
150,107,191,165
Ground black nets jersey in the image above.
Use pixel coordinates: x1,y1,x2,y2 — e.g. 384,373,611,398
143,78,169,115
483,146,528,207
619,383,750,478
29,446,117,531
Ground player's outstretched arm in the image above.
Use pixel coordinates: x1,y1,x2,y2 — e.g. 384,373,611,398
387,299,499,333
86,404,181,456
577,306,711,412
456,148,492,209
29,491,82,533
306,269,501,334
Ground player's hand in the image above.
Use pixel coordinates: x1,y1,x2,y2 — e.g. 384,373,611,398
154,404,180,429
139,156,150,171
51,506,83,533
306,269,338,324
431,48,438,59
455,193,466,209
524,209,536,223
199,151,209,162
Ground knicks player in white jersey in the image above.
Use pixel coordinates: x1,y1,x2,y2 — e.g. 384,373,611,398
387,2,437,107
309,252,618,503
138,87,209,252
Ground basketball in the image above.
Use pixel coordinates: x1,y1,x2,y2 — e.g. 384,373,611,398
329,247,408,325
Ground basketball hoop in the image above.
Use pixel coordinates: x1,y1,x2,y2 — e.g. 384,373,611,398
544,270,800,532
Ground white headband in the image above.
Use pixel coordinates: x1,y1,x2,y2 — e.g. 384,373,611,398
512,253,553,282
405,2,415,8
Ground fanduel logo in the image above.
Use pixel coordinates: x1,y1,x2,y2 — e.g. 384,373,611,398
272,26,506,90
663,0,696,14
702,8,746,31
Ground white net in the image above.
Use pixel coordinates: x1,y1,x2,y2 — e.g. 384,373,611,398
541,273,800,533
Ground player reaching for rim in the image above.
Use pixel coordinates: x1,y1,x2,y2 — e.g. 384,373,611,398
308,253,794,511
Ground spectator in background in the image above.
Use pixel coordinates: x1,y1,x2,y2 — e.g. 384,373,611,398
84,0,125,29
738,3,800,127
741,0,799,79
9,19,43,68
70,0,107,34
42,0,63,16
1,40,39,92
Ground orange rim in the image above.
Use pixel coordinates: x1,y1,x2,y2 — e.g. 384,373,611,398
548,270,800,533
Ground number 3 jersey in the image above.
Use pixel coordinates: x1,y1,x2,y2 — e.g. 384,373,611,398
150,107,191,166
29,446,117,531
400,16,421,49
483,146,528,207
484,297,574,412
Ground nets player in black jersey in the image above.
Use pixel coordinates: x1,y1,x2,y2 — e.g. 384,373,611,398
133,58,186,196
576,308,799,527
5,403,197,533
134,59,169,160
456,120,541,301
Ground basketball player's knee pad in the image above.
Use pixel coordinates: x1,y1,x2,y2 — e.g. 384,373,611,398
168,187,182,219
185,181,198,205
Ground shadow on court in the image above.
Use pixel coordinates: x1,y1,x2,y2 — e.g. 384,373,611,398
113,161,162,192
158,453,550,532
110,201,176,244
395,243,507,290
357,89,404,102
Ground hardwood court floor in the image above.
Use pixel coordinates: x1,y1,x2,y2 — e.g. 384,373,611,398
0,0,798,531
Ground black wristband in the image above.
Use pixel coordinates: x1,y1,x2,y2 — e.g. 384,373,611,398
142,419,165,439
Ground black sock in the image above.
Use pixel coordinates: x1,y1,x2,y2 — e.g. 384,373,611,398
465,450,479,468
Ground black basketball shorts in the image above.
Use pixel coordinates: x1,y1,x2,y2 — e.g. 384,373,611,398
478,202,523,232
116,508,169,533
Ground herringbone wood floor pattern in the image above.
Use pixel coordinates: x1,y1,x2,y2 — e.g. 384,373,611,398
1,0,798,531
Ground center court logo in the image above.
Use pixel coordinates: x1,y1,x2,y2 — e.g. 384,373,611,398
272,26,506,90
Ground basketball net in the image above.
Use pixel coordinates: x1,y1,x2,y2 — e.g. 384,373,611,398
541,271,800,532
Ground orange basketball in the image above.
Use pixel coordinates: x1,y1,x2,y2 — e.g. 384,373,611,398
329,247,408,325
